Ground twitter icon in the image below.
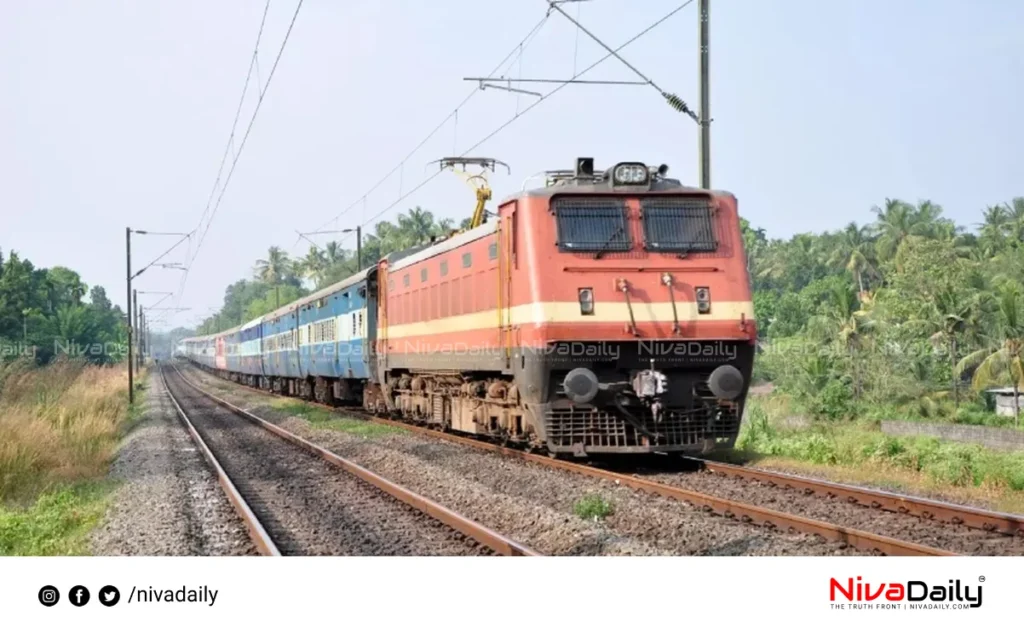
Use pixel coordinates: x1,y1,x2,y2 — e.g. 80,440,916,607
99,586,120,607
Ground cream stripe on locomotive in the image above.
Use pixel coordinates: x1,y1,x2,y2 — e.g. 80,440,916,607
382,300,755,339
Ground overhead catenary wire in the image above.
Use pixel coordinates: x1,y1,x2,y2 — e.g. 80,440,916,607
133,233,192,280
546,0,699,122
189,0,272,250
355,0,693,232
306,13,552,238
176,0,305,308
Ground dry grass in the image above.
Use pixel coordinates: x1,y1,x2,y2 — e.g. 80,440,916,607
0,358,140,503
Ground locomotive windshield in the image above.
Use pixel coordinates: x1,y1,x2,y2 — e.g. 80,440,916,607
553,198,631,253
552,196,718,254
641,197,717,253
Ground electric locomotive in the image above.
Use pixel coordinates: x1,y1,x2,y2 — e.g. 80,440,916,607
182,158,756,457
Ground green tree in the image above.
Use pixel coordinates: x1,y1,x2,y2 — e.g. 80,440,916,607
956,283,1024,424
828,222,877,294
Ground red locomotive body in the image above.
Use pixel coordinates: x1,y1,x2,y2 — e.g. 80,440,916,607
369,159,756,456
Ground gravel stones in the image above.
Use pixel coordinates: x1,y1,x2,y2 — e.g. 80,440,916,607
163,370,489,556
180,364,863,556
90,375,255,556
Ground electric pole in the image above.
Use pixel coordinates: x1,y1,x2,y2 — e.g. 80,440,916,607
356,226,362,270
133,289,139,373
698,0,711,189
126,227,133,404
140,311,147,365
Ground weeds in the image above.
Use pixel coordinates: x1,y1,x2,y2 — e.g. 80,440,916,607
573,494,614,521
0,358,137,555
0,483,112,555
0,358,135,502
737,396,1024,495
270,400,402,437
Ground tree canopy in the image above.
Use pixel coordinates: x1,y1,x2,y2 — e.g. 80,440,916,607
750,196,1024,425
0,249,127,365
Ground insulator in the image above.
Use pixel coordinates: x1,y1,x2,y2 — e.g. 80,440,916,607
663,92,691,114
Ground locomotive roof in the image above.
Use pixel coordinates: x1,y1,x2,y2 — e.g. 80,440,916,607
386,221,497,273
501,175,735,204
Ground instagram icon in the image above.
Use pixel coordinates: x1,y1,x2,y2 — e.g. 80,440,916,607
38,586,60,607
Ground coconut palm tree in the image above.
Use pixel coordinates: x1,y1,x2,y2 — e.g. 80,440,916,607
398,207,435,245
323,241,343,264
956,282,1024,425
254,247,292,285
979,205,1010,251
301,246,328,287
907,288,987,407
828,222,877,294
254,247,294,309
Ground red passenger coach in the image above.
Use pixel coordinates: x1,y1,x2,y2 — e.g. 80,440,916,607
370,159,756,456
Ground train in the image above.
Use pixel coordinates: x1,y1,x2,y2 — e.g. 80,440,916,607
181,158,757,457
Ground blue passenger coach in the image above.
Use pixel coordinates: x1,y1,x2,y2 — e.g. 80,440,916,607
238,317,263,379
296,268,375,402
181,266,378,405
261,301,300,384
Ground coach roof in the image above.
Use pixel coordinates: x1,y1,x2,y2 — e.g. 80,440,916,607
262,264,375,322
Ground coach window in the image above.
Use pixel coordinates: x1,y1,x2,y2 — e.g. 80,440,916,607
403,274,410,288
440,260,448,277
462,253,472,269
488,241,498,260
421,268,428,283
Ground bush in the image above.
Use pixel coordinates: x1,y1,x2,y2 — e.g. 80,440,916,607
953,402,1014,427
573,494,614,521
738,402,1024,493
807,379,855,420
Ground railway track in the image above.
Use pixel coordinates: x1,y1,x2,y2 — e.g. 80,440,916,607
679,457,1024,537
172,362,1022,557
160,366,538,556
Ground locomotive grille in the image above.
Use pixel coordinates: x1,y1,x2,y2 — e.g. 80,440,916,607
553,198,631,252
543,404,740,449
544,373,740,449
641,198,717,253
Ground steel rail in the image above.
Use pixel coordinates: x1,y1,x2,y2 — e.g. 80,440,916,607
175,363,957,556
159,368,281,556
169,365,539,557
684,457,1024,537
342,413,954,555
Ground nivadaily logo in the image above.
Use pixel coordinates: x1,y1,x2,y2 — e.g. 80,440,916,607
830,576,984,610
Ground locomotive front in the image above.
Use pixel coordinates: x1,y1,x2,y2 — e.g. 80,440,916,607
512,158,757,456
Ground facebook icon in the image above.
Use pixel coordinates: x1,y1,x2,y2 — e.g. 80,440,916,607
69,586,90,607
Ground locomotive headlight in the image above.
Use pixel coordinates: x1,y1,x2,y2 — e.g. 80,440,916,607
578,287,595,315
612,162,649,185
696,286,711,314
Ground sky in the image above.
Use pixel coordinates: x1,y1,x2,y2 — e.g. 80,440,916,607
2,0,1022,331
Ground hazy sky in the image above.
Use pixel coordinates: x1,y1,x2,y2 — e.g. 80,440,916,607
2,0,1022,330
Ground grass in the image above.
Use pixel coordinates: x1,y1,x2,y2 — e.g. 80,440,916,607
0,357,140,554
0,483,113,555
573,494,615,521
736,396,1024,513
269,400,403,437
